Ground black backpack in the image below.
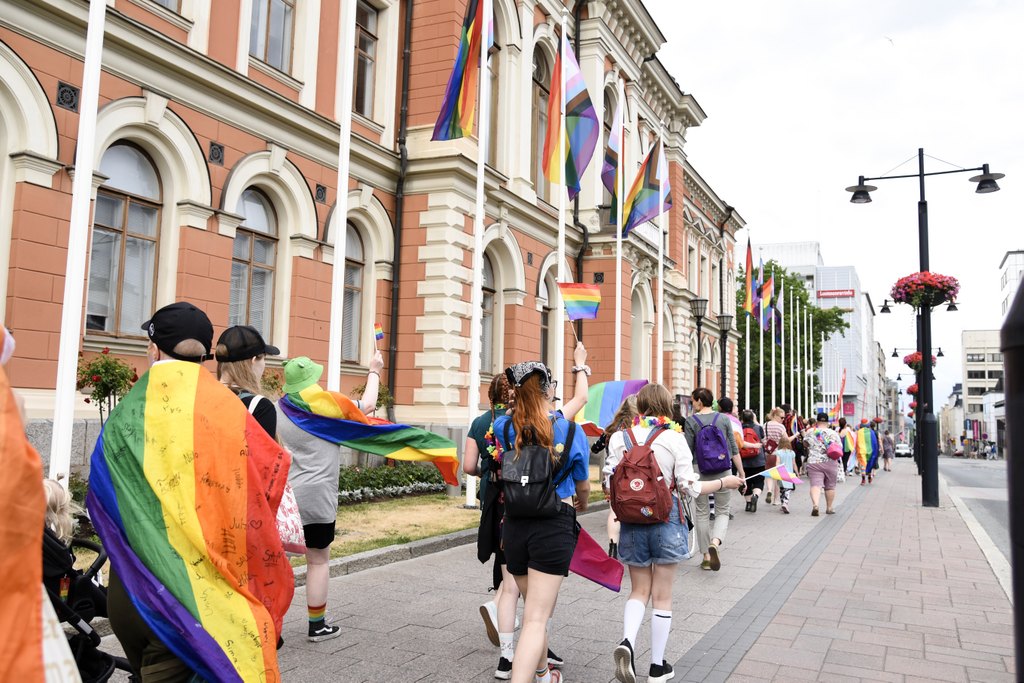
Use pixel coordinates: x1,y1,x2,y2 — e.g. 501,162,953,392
500,419,576,518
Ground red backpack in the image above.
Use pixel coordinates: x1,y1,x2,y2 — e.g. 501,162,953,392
740,425,762,459
609,428,674,524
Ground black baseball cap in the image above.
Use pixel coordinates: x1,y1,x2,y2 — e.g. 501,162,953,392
215,325,280,362
141,301,213,362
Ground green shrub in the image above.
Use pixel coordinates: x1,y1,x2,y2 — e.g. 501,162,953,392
337,462,446,504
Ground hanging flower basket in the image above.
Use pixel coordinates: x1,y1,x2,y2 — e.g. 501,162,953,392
873,417,884,424
890,271,960,309
909,401,918,409
906,383,919,395
903,352,937,373
908,410,915,418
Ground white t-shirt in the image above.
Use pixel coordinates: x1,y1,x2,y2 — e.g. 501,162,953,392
602,426,706,498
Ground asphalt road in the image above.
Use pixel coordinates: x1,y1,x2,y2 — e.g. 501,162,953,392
939,456,1010,563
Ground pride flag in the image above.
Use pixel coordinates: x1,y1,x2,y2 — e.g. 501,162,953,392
761,270,775,331
374,322,385,341
622,140,672,236
431,0,494,141
557,282,601,320
743,239,755,318
87,362,294,683
279,394,460,486
601,97,623,222
842,429,856,454
542,39,599,200
856,426,880,474
574,380,649,437
761,464,803,485
773,278,784,345
569,527,623,591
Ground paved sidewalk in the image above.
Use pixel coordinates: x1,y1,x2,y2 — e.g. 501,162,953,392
103,461,1014,681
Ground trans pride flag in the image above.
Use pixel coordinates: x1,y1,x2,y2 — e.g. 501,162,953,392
557,282,601,320
622,139,672,236
431,0,494,141
279,388,460,486
574,379,649,437
87,362,294,683
743,239,757,319
542,39,599,200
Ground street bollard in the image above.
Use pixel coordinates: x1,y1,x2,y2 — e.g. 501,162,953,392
999,280,1024,667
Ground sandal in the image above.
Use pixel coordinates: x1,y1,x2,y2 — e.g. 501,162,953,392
811,507,819,517
700,559,712,570
708,544,721,571
826,509,835,515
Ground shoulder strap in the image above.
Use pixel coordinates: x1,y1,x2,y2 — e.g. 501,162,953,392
644,425,668,448
551,420,577,486
621,429,635,451
247,394,265,415
502,420,514,453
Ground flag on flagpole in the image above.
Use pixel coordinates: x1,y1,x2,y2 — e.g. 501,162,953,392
601,98,622,222
773,278,784,345
557,283,601,320
622,140,672,236
743,239,755,318
761,271,775,331
431,0,494,141
833,368,846,418
754,257,765,321
542,40,598,200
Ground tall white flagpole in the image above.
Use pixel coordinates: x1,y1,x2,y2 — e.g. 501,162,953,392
327,0,360,392
779,278,785,409
656,129,666,385
758,266,764,419
553,11,568,405
464,0,492,503
771,269,776,415
744,313,750,410
789,286,795,410
795,299,802,416
808,307,814,414
614,78,624,381
51,0,108,482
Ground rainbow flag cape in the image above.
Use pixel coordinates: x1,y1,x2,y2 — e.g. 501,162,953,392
0,330,46,681
87,362,294,683
542,39,599,200
856,427,880,473
279,392,460,486
622,139,672,236
760,464,803,485
431,0,494,141
558,282,601,320
574,380,648,436
600,97,623,222
743,239,756,318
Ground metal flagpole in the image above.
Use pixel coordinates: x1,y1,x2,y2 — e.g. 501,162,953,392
759,266,764,418
327,0,360,391
808,307,814,414
51,0,108,482
789,286,795,410
771,268,776,414
614,78,624,381
795,298,802,416
656,129,666,385
464,0,492,505
553,10,568,405
744,313,750,409
779,278,785,410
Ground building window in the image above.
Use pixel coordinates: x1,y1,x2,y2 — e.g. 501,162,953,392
250,0,295,73
538,272,555,368
152,0,180,10
486,20,501,167
481,255,495,374
967,387,987,396
968,403,983,413
531,47,551,203
354,0,378,118
86,143,161,337
688,246,697,292
967,370,986,379
342,223,364,363
989,352,1003,363
989,370,1004,379
230,188,277,340
966,353,985,362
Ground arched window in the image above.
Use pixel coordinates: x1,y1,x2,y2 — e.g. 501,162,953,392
481,254,495,373
486,22,501,168
602,89,615,226
342,223,364,363
531,47,551,203
538,272,556,367
230,188,277,340
87,143,161,336
631,289,649,380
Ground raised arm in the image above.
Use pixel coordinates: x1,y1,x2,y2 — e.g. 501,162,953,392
560,342,589,420
359,350,385,415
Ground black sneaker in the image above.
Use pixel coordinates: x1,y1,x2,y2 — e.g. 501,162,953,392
750,493,758,513
608,540,618,559
709,512,716,522
547,648,563,668
765,491,773,504
613,638,635,683
308,622,342,642
494,656,512,680
649,660,675,683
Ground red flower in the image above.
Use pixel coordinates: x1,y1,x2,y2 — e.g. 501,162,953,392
101,347,110,355
910,401,918,409
131,373,139,382
91,374,101,382
84,398,91,404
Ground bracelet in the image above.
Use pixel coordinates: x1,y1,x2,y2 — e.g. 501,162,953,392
368,370,381,378
570,365,591,376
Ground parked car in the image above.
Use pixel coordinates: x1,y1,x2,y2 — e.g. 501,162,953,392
894,443,912,458
952,446,965,457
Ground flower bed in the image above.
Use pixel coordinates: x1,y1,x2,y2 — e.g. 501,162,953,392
891,272,959,309
903,352,937,374
337,462,447,505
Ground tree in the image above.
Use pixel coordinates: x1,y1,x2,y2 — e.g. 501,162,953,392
734,261,849,418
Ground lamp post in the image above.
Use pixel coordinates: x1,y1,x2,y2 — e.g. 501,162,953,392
718,313,734,399
847,148,1002,508
690,298,708,391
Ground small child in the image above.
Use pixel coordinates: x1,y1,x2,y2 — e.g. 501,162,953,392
775,436,797,514
43,478,82,545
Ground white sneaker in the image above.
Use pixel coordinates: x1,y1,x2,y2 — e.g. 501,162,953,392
480,601,499,647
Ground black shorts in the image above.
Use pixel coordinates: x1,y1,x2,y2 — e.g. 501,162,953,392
502,503,577,577
304,522,337,550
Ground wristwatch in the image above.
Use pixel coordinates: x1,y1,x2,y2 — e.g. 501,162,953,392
570,365,591,376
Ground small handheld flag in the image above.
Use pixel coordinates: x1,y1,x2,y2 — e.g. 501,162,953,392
374,323,385,341
755,464,803,485
557,283,601,320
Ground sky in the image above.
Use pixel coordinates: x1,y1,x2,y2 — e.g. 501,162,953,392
648,0,1024,408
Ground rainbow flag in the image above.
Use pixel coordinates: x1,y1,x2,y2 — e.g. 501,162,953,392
569,527,623,591
279,392,460,486
558,282,601,320
542,39,599,200
761,270,775,331
761,464,803,485
600,97,623,222
856,426,880,474
842,429,856,453
743,239,755,318
574,380,648,436
374,322,385,341
431,0,494,141
87,362,294,683
0,329,46,681
622,139,671,236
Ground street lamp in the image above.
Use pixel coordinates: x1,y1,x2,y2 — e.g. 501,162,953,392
690,298,708,391
847,148,1002,508
718,313,734,399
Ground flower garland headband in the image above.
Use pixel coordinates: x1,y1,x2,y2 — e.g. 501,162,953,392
632,415,683,433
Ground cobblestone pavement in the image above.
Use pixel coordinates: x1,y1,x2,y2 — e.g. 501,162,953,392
103,460,1014,682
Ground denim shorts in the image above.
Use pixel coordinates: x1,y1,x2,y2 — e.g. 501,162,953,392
618,496,688,567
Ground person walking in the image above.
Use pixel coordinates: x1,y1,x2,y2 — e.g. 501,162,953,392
684,388,743,571
215,325,280,437
763,408,787,505
604,384,742,683
781,405,806,476
838,418,856,477
277,352,383,643
774,434,798,513
856,421,881,485
738,409,766,513
591,396,639,560
493,361,591,683
802,413,841,516
882,430,895,471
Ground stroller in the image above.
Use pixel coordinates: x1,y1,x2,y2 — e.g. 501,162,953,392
42,526,133,683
